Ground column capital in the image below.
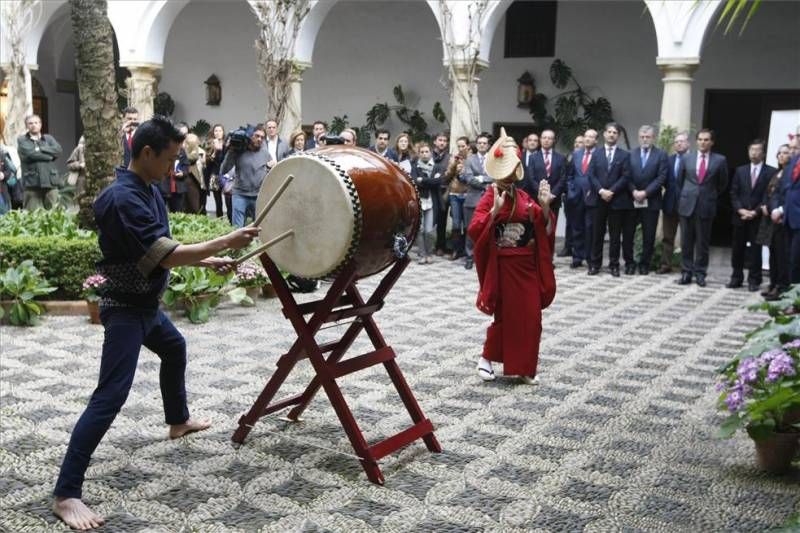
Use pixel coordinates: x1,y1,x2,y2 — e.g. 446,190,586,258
656,57,700,71
120,63,163,76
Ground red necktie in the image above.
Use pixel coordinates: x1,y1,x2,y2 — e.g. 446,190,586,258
698,154,707,184
581,151,590,174
127,134,132,149
544,151,551,176
792,159,800,183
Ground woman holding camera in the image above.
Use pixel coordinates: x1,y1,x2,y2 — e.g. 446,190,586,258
443,136,471,260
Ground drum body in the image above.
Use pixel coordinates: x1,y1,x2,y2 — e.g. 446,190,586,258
255,146,420,280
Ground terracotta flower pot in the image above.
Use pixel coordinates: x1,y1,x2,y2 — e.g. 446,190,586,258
753,432,800,474
245,286,261,302
86,300,101,325
261,284,277,299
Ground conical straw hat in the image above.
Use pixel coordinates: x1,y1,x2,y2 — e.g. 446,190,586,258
485,127,524,181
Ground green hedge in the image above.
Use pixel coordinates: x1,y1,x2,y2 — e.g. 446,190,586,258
0,211,233,300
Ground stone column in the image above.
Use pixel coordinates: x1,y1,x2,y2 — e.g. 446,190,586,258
280,60,311,141
447,60,487,152
124,64,160,120
656,58,699,133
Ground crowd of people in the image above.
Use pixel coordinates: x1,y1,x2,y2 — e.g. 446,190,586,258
2,109,799,301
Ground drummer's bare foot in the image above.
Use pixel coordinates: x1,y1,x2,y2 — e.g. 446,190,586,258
53,497,105,531
169,418,211,439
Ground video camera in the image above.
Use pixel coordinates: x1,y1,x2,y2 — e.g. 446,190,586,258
227,125,254,153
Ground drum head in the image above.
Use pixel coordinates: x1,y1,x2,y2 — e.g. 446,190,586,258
255,154,359,279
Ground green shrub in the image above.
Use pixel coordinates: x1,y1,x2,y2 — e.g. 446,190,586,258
0,211,233,299
0,260,57,326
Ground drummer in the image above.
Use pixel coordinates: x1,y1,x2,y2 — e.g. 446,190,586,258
468,127,556,384
52,116,260,531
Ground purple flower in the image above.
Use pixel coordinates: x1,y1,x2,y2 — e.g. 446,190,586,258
724,379,750,412
736,357,762,384
758,348,786,366
783,339,800,350
766,353,797,383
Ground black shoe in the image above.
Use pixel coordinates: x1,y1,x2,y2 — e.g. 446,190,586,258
761,285,776,297
638,264,649,275
557,248,572,257
464,258,473,270
678,272,692,285
748,282,761,292
696,274,707,287
570,260,583,269
588,267,600,276
764,288,783,301
624,264,636,275
610,267,620,277
725,279,743,289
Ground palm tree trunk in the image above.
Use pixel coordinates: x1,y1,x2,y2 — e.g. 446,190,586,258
70,0,120,229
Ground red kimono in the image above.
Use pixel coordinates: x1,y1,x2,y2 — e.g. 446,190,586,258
468,186,556,376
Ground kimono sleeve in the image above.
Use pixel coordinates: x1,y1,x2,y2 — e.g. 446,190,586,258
116,195,179,276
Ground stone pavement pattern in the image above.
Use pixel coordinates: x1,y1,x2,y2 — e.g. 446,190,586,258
1,255,799,532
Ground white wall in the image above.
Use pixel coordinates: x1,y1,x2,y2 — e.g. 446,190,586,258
36,10,78,173
303,0,449,138
159,0,261,131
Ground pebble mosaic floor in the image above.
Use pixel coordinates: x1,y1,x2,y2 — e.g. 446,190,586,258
2,254,798,532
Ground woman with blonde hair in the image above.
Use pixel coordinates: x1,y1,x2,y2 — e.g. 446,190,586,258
394,133,415,174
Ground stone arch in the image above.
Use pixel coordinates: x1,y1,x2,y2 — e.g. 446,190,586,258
644,0,724,59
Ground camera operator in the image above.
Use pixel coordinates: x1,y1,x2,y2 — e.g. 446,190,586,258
220,124,269,227
121,107,139,168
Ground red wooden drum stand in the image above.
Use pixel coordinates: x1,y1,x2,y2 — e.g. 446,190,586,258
231,253,441,485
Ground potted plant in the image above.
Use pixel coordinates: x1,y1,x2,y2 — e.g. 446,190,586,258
0,260,57,326
717,341,800,473
234,261,269,302
81,274,107,324
161,266,250,324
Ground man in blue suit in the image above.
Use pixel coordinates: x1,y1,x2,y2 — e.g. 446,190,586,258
121,107,138,168
728,140,775,291
565,129,599,269
369,129,398,161
659,131,690,274
522,132,539,184
629,125,668,275
589,122,632,277
305,121,327,150
772,143,800,282
677,129,729,287
522,129,566,251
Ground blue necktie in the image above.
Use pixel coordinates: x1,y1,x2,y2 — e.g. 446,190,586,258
641,148,649,169
674,156,680,177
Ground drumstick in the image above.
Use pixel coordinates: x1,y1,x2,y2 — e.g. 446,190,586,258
234,229,294,265
252,174,294,227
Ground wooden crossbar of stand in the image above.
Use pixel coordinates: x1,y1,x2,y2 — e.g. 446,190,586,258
231,254,441,485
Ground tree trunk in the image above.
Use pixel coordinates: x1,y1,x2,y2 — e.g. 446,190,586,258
70,0,120,229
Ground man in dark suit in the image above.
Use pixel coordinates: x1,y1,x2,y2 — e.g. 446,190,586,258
677,129,729,287
121,107,138,168
659,131,690,274
369,129,398,161
522,132,539,184
771,147,800,283
305,121,327,150
589,122,632,277
629,125,668,275
566,129,599,269
522,129,566,240
728,140,775,291
461,134,493,269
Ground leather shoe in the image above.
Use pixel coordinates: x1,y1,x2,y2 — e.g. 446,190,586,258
696,274,707,287
748,282,761,292
725,279,743,289
761,285,775,297
624,264,636,275
678,272,692,285
587,267,600,276
764,288,782,301
570,260,583,269
657,265,672,274
638,264,649,275
556,248,571,257
464,258,473,270
610,267,620,277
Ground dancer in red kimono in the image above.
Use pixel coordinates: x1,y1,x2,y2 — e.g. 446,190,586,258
468,128,556,384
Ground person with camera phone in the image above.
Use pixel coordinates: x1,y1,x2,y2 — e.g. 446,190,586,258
220,123,270,227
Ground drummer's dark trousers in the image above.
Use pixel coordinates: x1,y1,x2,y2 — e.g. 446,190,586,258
54,308,189,499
